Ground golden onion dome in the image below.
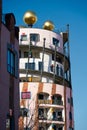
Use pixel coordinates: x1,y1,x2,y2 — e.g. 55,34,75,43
23,11,37,26
43,20,54,31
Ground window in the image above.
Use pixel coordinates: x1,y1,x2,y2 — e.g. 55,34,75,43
50,64,54,72
38,62,43,71
58,111,62,117
25,62,35,70
38,94,44,99
68,98,70,103
53,37,59,46
7,49,15,75
38,108,44,119
7,50,15,75
69,111,72,120
21,34,27,41
24,52,28,58
30,33,40,42
60,67,63,76
56,64,59,75
57,57,62,64
7,44,18,77
67,97,73,106
52,54,62,64
71,97,73,106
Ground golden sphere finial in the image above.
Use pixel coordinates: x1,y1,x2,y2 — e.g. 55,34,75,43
23,11,37,26
43,20,54,31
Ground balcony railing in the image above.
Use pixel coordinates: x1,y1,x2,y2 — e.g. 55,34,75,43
38,115,63,122
38,99,63,106
38,100,51,104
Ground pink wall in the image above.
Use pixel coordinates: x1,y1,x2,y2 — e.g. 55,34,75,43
0,23,19,130
66,87,74,129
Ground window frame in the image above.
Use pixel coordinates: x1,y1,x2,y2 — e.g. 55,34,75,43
20,34,27,41
7,49,15,75
53,37,59,46
30,33,40,42
7,43,18,78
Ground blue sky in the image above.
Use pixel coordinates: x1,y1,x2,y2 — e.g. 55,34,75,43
3,0,87,129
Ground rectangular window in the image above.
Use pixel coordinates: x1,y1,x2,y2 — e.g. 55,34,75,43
24,52,28,58
50,64,54,72
56,64,59,75
38,62,43,71
7,43,18,78
68,98,70,103
7,49,15,75
30,33,40,42
71,97,73,106
53,37,59,46
38,108,44,116
25,62,35,70
69,111,72,120
68,97,73,106
21,34,27,41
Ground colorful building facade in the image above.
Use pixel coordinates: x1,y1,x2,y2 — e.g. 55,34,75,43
19,11,74,130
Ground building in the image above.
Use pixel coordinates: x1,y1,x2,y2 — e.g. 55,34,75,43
0,2,19,129
19,11,74,130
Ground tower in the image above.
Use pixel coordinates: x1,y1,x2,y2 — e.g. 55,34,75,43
19,11,74,130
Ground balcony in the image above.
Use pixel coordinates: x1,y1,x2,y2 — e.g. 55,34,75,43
52,100,63,105
38,100,51,104
39,115,63,122
38,99,64,109
39,115,64,125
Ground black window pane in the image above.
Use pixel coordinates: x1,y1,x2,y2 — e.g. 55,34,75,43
56,64,59,75
24,52,28,58
53,37,59,46
30,34,40,42
38,94,44,99
38,62,43,71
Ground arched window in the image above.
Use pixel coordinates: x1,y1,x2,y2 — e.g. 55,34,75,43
52,94,63,105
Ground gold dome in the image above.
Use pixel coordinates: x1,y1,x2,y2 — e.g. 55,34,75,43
23,11,37,25
43,20,54,31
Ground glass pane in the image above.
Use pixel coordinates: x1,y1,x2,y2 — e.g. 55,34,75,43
38,62,42,71
24,52,28,58
30,34,40,42
53,37,59,46
25,63,35,70
7,50,10,65
11,52,15,74
21,35,27,41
